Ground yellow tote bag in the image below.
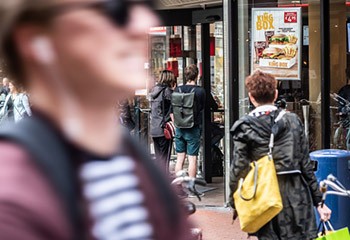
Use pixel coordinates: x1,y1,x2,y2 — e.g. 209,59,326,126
233,154,283,233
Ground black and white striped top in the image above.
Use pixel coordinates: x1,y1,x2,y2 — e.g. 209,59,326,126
80,156,154,240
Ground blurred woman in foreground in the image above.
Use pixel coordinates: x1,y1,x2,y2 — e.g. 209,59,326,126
0,0,193,239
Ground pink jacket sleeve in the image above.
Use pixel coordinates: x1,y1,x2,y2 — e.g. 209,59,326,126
0,142,72,240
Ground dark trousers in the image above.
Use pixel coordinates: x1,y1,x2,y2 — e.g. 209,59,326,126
152,136,172,173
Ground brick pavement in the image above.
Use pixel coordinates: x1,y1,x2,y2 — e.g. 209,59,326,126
189,207,257,240
183,176,257,240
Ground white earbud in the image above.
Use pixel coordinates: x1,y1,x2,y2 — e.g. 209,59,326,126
31,36,55,64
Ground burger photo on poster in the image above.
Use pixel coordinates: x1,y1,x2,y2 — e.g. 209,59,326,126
269,33,298,45
258,44,298,69
262,47,284,59
261,45,297,60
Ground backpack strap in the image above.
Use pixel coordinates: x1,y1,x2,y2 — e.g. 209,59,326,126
0,116,83,240
190,87,196,93
178,86,196,94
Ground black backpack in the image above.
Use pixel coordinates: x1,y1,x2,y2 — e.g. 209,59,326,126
171,87,197,128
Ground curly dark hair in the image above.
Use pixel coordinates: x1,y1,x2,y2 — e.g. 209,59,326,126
245,70,277,104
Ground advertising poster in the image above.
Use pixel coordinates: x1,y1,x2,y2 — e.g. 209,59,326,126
251,8,301,80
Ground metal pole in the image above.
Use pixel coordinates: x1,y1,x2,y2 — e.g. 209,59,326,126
321,0,330,149
223,0,239,205
201,23,212,183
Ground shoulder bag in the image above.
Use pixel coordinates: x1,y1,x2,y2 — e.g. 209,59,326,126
233,112,284,233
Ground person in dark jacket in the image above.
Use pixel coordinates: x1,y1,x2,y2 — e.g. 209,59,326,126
0,1,194,239
230,70,331,240
150,70,177,172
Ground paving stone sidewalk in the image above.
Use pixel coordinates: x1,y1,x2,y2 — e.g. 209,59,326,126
189,207,257,240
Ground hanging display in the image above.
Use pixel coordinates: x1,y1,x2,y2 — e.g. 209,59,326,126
251,8,302,80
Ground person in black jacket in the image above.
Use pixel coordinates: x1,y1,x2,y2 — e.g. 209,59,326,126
230,70,331,239
149,70,176,172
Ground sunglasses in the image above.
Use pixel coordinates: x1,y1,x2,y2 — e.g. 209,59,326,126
21,0,156,27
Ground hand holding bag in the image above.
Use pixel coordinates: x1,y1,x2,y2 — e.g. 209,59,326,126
233,113,284,233
316,220,350,240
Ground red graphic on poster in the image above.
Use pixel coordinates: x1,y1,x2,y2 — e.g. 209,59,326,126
167,59,179,77
284,12,297,23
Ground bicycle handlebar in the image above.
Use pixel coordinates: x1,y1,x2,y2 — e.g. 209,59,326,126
319,174,350,203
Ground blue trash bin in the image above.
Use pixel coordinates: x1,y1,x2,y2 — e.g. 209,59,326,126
310,149,350,230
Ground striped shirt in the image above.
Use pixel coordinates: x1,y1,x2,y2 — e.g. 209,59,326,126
80,156,154,240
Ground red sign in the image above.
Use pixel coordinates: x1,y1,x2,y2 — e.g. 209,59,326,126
169,37,182,58
284,12,297,23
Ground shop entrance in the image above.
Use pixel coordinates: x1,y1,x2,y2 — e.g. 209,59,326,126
148,7,225,196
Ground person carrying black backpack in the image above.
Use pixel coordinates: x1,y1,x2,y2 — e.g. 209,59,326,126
172,64,205,182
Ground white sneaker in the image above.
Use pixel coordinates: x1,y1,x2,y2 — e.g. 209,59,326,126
188,192,204,198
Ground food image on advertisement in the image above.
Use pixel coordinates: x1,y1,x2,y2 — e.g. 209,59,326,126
269,34,289,45
283,44,297,58
264,31,275,46
269,34,298,45
254,41,267,63
287,35,298,44
259,44,298,69
261,47,284,59
252,8,301,80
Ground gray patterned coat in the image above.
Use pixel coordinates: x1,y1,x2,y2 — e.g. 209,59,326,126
230,109,322,240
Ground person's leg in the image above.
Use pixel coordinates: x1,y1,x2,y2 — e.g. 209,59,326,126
152,137,169,171
175,152,186,173
174,128,186,174
165,139,173,173
187,155,197,178
152,137,162,159
185,126,201,178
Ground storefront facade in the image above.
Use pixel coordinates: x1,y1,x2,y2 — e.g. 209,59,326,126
146,0,348,205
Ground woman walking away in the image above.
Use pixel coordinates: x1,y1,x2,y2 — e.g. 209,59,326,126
230,70,332,240
150,70,177,173
0,80,31,123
